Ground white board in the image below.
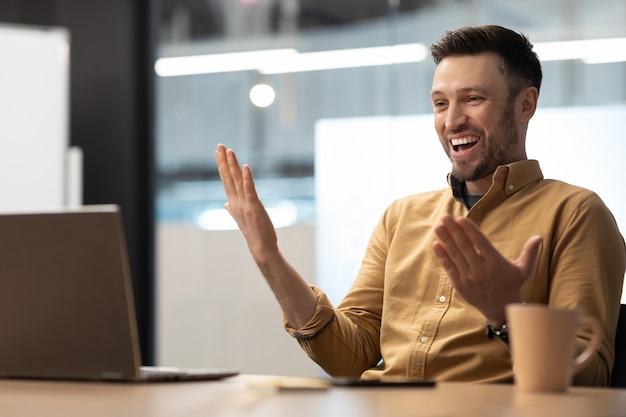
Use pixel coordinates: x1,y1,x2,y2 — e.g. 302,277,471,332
0,24,70,211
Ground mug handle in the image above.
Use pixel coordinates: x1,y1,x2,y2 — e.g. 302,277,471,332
573,316,601,374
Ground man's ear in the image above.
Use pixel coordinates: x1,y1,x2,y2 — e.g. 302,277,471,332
517,86,538,123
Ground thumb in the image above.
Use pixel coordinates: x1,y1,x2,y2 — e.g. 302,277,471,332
516,235,543,277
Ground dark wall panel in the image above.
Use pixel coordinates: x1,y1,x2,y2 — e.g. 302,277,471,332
0,0,156,364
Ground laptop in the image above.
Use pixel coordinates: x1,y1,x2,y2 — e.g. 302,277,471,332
0,205,238,382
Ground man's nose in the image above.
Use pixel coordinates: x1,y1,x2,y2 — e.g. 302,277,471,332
445,103,468,131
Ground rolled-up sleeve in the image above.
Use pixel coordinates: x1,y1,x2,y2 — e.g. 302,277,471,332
283,286,382,378
283,286,335,340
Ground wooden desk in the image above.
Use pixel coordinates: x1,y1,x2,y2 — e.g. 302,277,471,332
1,375,625,417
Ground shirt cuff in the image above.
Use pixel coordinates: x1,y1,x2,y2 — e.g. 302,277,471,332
283,286,335,340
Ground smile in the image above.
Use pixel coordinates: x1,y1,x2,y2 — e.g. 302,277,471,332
451,136,479,152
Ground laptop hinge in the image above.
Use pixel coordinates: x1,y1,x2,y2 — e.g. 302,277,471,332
99,371,126,381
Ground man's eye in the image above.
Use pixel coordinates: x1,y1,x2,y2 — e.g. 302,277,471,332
467,96,484,103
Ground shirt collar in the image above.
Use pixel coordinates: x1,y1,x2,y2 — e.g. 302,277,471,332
447,160,544,200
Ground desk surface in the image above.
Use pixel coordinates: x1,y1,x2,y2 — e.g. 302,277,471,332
1,375,625,417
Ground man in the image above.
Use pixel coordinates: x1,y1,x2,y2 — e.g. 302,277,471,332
215,25,626,386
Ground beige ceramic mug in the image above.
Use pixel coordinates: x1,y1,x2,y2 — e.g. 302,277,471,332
506,303,601,393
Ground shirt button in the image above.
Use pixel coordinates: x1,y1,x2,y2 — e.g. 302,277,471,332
420,336,428,343
508,184,515,191
439,295,446,302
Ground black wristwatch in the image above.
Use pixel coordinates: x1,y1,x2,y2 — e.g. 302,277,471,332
486,322,509,344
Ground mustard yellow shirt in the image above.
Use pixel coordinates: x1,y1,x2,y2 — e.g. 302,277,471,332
285,160,626,386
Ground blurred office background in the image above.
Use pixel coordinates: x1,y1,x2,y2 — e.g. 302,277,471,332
1,0,625,377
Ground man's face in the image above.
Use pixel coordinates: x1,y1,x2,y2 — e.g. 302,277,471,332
431,53,524,183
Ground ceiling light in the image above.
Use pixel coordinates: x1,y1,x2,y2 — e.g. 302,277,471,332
534,38,626,64
155,43,428,77
258,43,429,74
249,83,276,107
154,37,626,78
154,49,297,77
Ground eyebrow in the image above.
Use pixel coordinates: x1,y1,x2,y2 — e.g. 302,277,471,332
431,85,491,97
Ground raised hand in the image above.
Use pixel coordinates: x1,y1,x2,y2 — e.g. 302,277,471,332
432,214,543,326
214,143,278,261
215,144,317,327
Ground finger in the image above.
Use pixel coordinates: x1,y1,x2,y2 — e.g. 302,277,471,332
216,145,236,197
225,148,244,196
515,235,543,277
453,217,499,261
432,241,459,280
434,215,473,270
242,164,260,201
215,144,228,177
215,144,237,197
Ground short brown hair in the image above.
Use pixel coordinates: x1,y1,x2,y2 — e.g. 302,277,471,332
431,25,542,97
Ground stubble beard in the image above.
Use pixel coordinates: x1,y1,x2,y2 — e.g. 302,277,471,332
449,102,519,183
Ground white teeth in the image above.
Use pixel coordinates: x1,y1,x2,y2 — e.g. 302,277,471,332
451,136,479,146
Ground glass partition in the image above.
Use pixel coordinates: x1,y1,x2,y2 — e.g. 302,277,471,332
155,0,626,228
